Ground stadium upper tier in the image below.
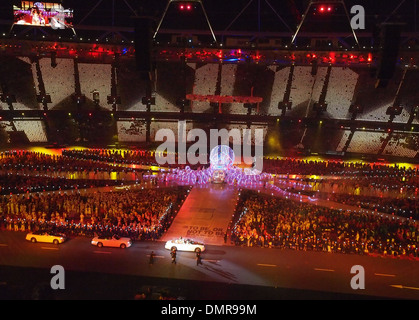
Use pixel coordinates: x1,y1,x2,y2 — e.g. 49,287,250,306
0,40,418,161
0,49,417,120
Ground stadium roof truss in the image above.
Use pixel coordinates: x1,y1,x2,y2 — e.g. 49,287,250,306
291,0,360,47
153,0,218,44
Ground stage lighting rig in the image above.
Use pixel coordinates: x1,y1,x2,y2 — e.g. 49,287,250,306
107,95,121,111
73,94,86,106
178,2,194,11
176,97,190,111
0,84,17,108
0,93,16,112
92,90,101,110
315,5,335,13
244,103,258,115
154,0,217,43
291,0,360,47
386,105,403,116
349,104,363,114
278,101,292,116
406,105,419,125
36,94,52,104
349,104,363,120
313,102,328,116
142,96,156,112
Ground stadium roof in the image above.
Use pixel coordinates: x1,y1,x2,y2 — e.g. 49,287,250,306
1,0,417,34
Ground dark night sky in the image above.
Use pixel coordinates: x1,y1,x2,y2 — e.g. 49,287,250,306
2,0,418,33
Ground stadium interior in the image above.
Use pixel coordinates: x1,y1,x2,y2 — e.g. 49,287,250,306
0,0,417,161
0,0,418,301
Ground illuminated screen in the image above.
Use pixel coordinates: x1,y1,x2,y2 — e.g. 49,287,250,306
13,1,73,29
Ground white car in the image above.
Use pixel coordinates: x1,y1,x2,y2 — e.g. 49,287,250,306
91,234,132,249
165,238,205,253
26,231,66,244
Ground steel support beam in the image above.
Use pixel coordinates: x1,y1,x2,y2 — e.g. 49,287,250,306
154,0,217,43
291,0,360,47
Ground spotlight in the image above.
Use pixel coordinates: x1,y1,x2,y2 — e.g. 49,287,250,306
318,5,333,13
92,90,100,104
179,3,193,11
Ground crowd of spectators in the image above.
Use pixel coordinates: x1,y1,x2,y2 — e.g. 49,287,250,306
0,150,160,186
0,187,189,240
0,150,137,173
0,174,122,195
264,157,418,178
317,192,418,220
310,176,419,197
273,173,418,220
62,148,206,170
230,190,419,259
62,148,156,165
1,147,418,258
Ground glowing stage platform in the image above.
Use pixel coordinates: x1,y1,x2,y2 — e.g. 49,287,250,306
161,183,238,246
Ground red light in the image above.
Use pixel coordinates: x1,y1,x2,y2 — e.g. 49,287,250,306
318,5,333,13
180,3,192,11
